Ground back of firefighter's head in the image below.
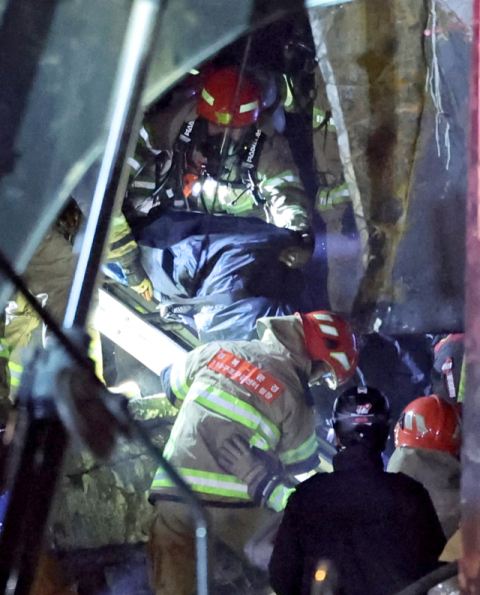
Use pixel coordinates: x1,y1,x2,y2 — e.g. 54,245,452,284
196,66,262,131
332,386,391,452
394,394,462,458
298,311,359,390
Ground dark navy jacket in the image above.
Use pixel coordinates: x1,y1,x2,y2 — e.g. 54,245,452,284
269,443,446,595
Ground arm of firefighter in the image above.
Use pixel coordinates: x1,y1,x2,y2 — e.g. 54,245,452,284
218,434,295,512
107,213,153,300
158,365,182,408
145,99,197,151
277,399,320,477
164,342,224,404
268,494,304,595
259,134,313,235
410,482,447,573
258,135,314,268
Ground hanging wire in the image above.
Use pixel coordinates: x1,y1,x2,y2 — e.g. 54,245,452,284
427,0,451,170
355,366,367,388
190,34,254,290
0,245,210,595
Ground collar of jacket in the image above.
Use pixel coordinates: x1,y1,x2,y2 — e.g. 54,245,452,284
333,443,385,473
387,446,460,489
256,315,313,379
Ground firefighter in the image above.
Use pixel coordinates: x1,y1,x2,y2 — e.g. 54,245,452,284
137,65,312,248
125,65,317,342
72,163,154,303
0,201,106,412
387,394,461,540
147,311,358,595
269,386,446,595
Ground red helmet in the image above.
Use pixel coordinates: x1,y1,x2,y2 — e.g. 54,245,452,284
394,394,462,456
298,311,359,386
196,66,261,128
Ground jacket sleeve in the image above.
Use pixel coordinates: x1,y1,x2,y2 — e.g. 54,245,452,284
262,478,297,513
106,212,140,266
258,133,313,235
162,342,222,405
259,400,319,512
72,159,144,275
277,398,320,477
145,100,197,152
410,482,447,575
269,493,304,595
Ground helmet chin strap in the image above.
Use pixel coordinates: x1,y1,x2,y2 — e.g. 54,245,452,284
309,360,337,389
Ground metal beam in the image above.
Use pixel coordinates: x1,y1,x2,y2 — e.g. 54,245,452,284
460,0,480,592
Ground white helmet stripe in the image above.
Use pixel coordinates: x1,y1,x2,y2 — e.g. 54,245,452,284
404,411,428,434
330,352,351,370
319,324,339,337
201,88,215,106
414,413,428,434
239,100,259,113
313,313,334,322
404,411,414,431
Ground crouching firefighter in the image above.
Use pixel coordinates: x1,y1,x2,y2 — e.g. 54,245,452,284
125,65,317,341
387,394,462,540
147,311,358,595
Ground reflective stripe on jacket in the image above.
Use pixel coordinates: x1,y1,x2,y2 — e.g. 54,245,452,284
134,102,313,235
150,315,320,510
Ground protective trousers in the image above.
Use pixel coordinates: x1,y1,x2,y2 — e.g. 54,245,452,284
147,499,273,595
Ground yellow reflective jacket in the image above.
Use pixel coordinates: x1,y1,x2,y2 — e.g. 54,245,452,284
150,315,320,511
137,101,313,235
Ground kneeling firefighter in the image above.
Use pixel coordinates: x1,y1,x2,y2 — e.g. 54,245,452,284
126,65,318,342
387,394,462,540
147,311,358,595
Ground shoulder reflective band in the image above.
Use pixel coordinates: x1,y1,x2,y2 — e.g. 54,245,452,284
208,349,284,403
151,467,250,500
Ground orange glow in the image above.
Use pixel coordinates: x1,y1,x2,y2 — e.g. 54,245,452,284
315,569,327,582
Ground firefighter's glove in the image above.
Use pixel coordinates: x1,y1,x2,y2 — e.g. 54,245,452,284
124,259,153,301
218,434,283,506
130,277,153,301
279,231,315,269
